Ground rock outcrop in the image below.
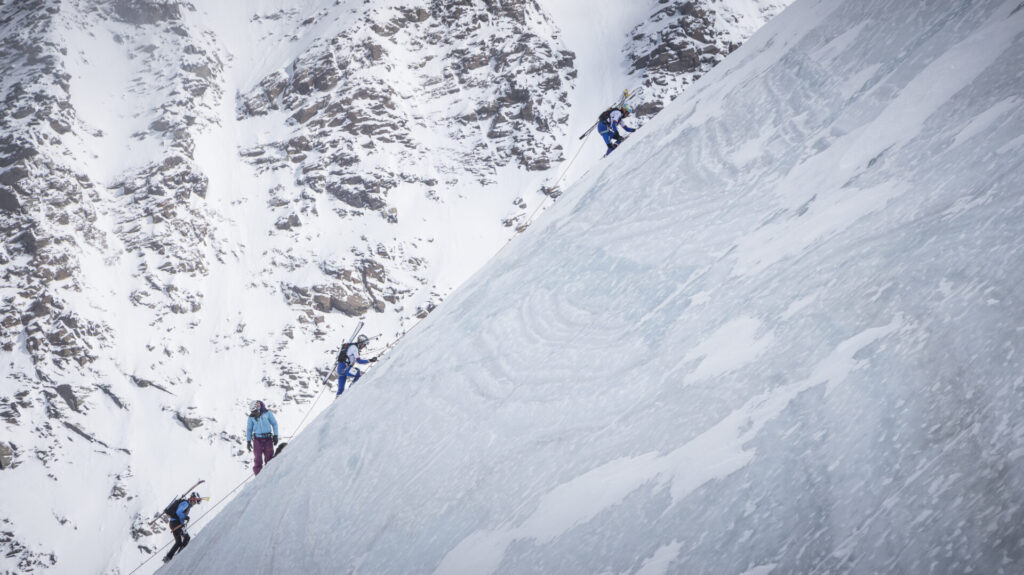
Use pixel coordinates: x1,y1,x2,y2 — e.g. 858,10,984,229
627,0,789,117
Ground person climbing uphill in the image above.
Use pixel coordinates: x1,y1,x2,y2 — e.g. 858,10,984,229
333,334,377,397
597,103,636,156
245,400,279,475
163,491,203,563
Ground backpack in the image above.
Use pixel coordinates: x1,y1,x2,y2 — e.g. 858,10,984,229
598,107,614,125
337,342,358,365
163,498,184,518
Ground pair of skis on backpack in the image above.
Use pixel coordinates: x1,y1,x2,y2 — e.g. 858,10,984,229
579,86,644,140
147,479,207,528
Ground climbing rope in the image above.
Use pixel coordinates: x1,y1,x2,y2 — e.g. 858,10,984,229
519,130,593,232
126,131,600,575
126,473,254,574
281,362,337,440
125,363,341,572
325,131,596,378
283,339,390,440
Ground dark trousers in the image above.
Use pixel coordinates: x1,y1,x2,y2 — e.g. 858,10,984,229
253,436,274,475
166,520,190,559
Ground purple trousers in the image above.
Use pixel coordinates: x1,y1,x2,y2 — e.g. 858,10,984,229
252,437,274,475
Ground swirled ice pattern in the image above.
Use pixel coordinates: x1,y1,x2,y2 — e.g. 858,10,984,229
165,1,1024,573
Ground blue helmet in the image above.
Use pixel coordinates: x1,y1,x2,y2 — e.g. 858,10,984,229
621,103,633,115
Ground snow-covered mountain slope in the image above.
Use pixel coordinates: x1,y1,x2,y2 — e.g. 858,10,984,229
0,0,789,573
163,0,1024,574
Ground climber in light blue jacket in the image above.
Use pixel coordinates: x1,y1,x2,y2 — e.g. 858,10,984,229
246,400,279,475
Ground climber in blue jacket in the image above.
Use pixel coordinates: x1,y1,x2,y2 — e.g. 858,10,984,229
163,491,202,563
597,103,636,155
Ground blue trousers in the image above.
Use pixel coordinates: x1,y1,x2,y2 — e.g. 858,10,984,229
598,121,621,153
337,364,362,396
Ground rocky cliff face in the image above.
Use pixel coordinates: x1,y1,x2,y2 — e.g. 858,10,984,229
0,1,232,570
0,4,95,571
0,0,787,572
628,0,790,117
1,0,100,375
241,1,574,175
235,0,576,327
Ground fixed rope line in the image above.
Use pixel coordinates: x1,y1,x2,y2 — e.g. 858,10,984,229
324,131,600,374
517,130,593,233
356,131,597,364
518,88,645,233
127,356,346,571
284,335,389,440
282,360,339,439
124,132,597,573
129,130,602,575
284,317,363,439
127,473,254,575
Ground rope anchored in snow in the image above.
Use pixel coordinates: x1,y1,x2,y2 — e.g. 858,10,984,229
517,87,645,233
126,474,253,575
282,319,365,440
123,103,645,568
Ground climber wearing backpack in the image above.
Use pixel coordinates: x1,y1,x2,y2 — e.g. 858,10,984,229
597,103,636,156
162,491,202,563
333,334,377,396
246,400,279,475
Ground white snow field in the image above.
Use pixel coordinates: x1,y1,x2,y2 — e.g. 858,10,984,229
162,0,1024,574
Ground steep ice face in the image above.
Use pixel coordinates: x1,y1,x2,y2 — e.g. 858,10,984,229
0,0,788,573
163,0,1024,574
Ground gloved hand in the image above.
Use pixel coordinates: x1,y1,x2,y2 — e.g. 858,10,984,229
368,356,378,363
272,435,279,445
246,440,252,452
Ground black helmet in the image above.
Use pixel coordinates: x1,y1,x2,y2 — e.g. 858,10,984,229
189,492,201,503
357,334,370,346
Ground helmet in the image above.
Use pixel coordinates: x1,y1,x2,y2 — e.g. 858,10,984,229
357,334,370,346
249,400,261,412
621,104,633,115
189,492,202,503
